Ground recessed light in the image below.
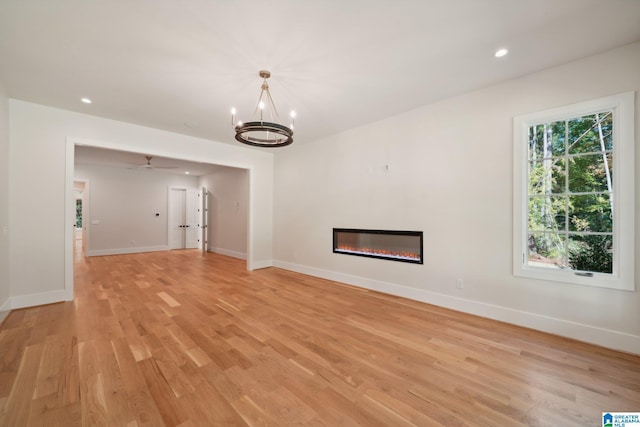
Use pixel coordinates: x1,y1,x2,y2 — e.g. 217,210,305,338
185,171,190,175
81,97,92,104
495,48,508,58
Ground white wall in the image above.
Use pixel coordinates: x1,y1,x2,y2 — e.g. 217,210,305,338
74,163,199,255
0,80,10,322
199,166,249,259
274,42,640,354
9,101,274,307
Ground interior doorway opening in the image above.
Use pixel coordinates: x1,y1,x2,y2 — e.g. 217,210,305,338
64,139,260,305
70,144,249,263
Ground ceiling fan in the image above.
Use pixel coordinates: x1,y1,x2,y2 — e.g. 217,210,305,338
128,155,178,171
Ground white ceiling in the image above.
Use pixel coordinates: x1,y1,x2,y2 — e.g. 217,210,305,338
1,0,640,149
74,145,231,176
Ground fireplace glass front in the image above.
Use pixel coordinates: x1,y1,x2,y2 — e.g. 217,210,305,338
333,228,423,264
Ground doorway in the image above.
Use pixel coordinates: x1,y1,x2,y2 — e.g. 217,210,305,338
73,179,89,257
169,187,201,249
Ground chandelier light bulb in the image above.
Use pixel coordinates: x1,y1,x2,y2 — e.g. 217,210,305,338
290,111,296,129
258,101,265,110
231,107,236,115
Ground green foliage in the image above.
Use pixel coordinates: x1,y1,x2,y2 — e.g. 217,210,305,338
75,199,82,228
568,235,613,274
527,112,614,274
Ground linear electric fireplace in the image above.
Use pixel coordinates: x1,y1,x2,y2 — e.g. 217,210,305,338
333,228,423,264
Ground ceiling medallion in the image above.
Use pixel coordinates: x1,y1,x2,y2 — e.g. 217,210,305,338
231,70,295,148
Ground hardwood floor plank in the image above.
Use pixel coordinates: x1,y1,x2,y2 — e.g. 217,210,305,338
0,249,638,426
0,326,30,398
188,382,249,426
157,292,181,308
77,340,109,426
110,337,166,426
33,334,66,399
28,395,81,427
0,342,44,426
231,394,280,427
138,358,185,426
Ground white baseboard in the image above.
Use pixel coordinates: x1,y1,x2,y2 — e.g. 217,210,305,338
248,259,273,271
208,247,247,260
87,245,169,257
273,260,640,355
10,289,72,310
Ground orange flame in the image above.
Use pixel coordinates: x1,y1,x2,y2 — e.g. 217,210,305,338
336,245,420,260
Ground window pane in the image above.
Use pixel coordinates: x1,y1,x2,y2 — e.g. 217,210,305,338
527,232,568,269
568,194,612,232
528,196,566,231
568,234,613,274
528,121,565,160
515,92,634,288
568,113,613,154
599,112,613,150
528,125,544,160
528,158,565,195
568,153,613,193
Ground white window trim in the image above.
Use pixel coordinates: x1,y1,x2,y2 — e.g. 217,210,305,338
513,92,635,291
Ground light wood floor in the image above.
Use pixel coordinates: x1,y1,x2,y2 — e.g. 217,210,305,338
1,250,638,426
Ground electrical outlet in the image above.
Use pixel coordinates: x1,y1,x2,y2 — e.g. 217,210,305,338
456,278,464,289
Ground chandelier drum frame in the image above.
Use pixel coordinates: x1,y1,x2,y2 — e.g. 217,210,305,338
234,121,293,147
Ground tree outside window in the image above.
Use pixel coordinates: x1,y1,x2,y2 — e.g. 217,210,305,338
527,112,613,274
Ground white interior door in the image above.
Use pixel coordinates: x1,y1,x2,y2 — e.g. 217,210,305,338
185,189,199,249
169,188,186,249
169,187,201,250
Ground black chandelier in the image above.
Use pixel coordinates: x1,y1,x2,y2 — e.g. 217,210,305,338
231,70,295,148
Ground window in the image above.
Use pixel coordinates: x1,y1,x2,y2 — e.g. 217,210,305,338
75,198,82,228
513,92,635,290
